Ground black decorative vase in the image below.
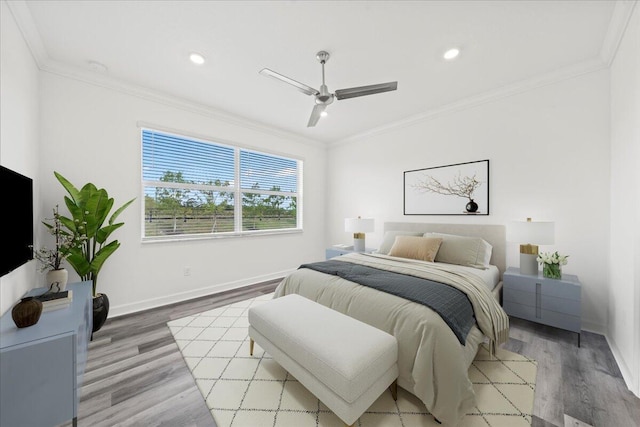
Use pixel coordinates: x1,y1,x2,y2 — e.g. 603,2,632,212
12,297,43,328
465,199,479,213
92,293,110,334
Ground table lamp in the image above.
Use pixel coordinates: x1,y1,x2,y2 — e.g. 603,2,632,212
344,216,375,253
507,218,554,276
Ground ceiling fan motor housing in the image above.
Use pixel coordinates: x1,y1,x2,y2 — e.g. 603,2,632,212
316,84,334,105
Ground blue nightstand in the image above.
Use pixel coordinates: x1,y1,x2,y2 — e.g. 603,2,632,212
326,246,375,260
503,267,582,346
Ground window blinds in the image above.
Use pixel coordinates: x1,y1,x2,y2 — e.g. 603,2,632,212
141,129,301,239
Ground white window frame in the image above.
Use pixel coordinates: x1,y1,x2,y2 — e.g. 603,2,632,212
140,127,303,242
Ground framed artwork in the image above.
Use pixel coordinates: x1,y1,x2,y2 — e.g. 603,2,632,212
404,159,489,215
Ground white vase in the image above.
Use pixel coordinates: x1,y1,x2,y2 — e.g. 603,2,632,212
46,268,68,292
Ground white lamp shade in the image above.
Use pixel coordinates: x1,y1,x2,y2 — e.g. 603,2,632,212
507,220,555,244
345,217,375,233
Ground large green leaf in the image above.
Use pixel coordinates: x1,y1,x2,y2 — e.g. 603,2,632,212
57,214,78,234
96,222,124,245
54,172,81,204
89,240,121,290
84,191,113,238
109,198,135,225
65,246,91,278
63,196,84,229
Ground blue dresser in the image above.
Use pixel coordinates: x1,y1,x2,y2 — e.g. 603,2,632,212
0,281,93,427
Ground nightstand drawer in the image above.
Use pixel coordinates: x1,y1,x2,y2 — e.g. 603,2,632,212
503,287,581,316
503,273,580,301
504,300,581,333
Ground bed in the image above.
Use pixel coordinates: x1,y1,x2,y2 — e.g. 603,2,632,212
273,222,509,426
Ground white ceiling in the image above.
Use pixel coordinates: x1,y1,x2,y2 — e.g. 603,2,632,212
14,1,621,143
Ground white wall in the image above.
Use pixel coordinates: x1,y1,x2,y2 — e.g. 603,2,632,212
37,71,327,316
0,2,41,316
327,70,611,332
609,4,640,397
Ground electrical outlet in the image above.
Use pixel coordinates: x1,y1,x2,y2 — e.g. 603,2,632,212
183,266,191,276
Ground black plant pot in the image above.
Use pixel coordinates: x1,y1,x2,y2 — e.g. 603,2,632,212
465,199,479,213
92,293,110,334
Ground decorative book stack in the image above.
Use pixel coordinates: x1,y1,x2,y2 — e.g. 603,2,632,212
34,290,73,312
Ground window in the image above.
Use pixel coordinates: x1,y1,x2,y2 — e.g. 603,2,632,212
142,129,302,240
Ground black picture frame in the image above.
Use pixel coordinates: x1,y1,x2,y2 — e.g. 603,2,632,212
404,159,489,215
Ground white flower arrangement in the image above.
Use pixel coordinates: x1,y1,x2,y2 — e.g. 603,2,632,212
537,251,568,279
536,251,569,266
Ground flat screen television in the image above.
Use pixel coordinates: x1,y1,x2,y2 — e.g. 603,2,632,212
1,165,34,277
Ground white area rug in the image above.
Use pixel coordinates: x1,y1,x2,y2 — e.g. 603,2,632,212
168,293,537,427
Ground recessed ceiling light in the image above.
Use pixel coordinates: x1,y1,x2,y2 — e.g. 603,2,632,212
189,53,205,65
88,60,108,73
443,48,460,60
320,111,328,117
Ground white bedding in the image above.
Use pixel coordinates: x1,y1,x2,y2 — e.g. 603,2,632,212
274,253,509,426
434,261,501,292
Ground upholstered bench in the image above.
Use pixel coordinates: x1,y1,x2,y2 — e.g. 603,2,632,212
248,294,398,426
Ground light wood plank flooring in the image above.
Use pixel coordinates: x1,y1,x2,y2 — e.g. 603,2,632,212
77,281,640,427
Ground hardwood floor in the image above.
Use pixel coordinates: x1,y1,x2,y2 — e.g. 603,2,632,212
76,281,280,427
76,281,640,427
505,318,640,427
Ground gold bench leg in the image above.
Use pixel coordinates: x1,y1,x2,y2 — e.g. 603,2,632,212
249,338,254,356
390,379,398,401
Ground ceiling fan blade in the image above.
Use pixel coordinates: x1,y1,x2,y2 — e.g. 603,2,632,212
307,104,326,127
259,68,319,96
334,81,398,100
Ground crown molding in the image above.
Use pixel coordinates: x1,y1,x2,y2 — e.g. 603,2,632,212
600,0,637,67
5,0,48,67
39,60,326,149
330,57,607,148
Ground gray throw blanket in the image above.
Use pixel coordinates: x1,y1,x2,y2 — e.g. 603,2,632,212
299,260,475,345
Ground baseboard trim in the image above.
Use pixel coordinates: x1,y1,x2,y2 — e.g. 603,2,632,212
605,332,640,398
581,320,606,335
108,269,294,318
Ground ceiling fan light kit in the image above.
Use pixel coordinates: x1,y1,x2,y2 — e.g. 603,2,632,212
443,48,460,60
259,50,397,127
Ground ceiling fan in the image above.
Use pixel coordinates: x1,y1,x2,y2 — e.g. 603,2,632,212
259,51,398,127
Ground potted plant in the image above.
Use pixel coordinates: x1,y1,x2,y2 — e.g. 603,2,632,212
53,171,135,333
33,205,78,292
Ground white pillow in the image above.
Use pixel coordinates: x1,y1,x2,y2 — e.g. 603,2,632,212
376,230,424,255
423,232,493,269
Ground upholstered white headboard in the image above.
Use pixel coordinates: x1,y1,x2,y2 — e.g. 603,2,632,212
383,222,507,276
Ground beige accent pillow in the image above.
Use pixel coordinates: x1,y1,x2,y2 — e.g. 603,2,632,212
376,230,424,255
388,236,443,262
423,232,493,269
